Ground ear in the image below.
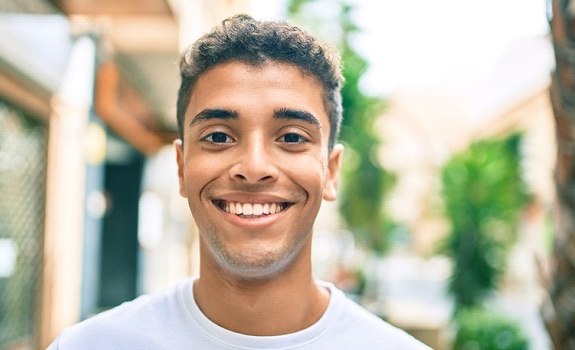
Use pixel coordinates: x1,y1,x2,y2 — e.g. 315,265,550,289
323,144,344,201
174,139,187,198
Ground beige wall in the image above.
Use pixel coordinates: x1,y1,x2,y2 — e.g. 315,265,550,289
41,36,97,348
177,0,249,51
377,86,556,255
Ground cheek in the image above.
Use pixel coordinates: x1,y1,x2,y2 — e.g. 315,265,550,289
281,154,327,195
183,154,225,196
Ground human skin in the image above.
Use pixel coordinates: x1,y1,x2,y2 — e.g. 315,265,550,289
175,60,343,335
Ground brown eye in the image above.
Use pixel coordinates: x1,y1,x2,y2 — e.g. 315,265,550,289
278,133,307,144
203,132,233,143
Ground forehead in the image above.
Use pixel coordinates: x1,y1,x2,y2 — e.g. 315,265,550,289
187,61,329,125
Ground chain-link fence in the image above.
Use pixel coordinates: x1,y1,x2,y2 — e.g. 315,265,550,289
0,101,47,349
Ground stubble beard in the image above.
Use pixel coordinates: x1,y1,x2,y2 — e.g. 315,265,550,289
203,226,312,282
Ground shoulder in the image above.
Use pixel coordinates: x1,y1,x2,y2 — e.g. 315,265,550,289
322,283,432,349
48,279,194,350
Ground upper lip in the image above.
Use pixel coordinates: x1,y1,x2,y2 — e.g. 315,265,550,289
211,191,293,203
211,192,293,204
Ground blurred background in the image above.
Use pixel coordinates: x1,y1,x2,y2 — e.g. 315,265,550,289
1,0,572,349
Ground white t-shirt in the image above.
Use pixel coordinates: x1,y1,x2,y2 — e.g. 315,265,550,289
48,278,432,349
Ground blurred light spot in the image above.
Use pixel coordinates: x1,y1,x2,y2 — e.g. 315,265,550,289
0,239,17,278
86,190,107,219
85,122,106,165
138,191,163,250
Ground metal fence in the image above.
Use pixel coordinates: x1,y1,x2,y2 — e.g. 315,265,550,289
0,101,47,349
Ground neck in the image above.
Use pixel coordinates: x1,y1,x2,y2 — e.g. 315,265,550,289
193,242,330,336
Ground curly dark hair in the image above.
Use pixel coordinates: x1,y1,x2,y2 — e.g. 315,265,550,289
177,14,344,150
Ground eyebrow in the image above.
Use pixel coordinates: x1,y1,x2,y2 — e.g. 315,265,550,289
188,107,322,128
189,108,239,126
274,108,322,128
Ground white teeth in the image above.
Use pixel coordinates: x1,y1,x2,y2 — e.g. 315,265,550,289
253,204,263,215
243,203,253,215
220,201,286,216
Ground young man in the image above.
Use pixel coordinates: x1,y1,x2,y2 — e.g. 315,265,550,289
48,15,431,349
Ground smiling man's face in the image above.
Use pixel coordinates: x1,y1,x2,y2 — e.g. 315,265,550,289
175,60,343,280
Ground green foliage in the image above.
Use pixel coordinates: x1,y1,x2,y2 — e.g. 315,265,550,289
439,134,531,311
286,0,395,254
453,308,529,350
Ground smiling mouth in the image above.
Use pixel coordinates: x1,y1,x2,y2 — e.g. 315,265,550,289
213,200,291,217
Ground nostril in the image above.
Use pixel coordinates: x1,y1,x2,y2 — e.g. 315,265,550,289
233,173,274,182
229,157,279,183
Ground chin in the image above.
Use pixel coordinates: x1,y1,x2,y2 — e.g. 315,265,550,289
218,252,293,282
213,243,305,282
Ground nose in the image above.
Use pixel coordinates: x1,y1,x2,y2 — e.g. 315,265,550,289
229,135,279,183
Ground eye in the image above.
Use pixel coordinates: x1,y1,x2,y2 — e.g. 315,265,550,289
202,132,234,144
277,133,308,144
